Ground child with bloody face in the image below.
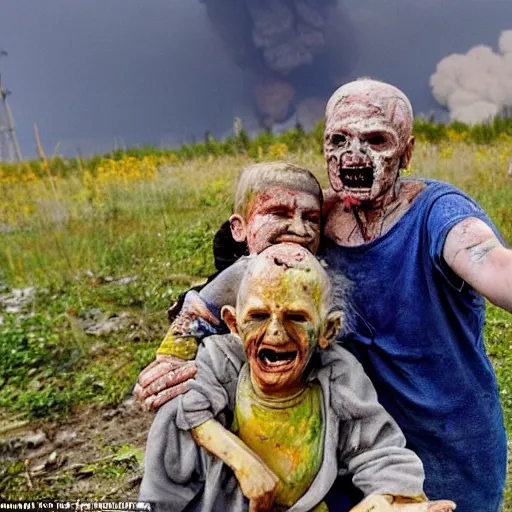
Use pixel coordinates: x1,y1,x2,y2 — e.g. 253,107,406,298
140,244,455,512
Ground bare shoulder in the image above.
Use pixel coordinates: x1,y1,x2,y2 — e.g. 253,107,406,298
399,179,427,203
323,180,427,246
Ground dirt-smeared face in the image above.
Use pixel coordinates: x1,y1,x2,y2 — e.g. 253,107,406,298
231,245,330,396
244,186,321,255
324,80,414,205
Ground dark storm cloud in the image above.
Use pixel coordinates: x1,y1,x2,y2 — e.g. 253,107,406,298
0,0,511,157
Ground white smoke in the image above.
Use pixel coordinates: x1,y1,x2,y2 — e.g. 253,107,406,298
430,30,512,124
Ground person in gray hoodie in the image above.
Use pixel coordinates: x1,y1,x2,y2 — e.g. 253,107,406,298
140,244,455,512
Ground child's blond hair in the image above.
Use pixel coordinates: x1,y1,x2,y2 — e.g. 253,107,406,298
234,162,322,219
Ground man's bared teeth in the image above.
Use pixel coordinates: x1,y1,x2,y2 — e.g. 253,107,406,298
340,167,374,188
345,173,365,181
264,358,290,367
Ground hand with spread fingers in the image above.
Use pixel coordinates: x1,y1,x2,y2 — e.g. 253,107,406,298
349,495,456,512
134,290,219,410
134,353,197,411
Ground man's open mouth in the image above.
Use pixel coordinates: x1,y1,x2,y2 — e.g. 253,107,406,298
340,166,374,189
257,347,298,371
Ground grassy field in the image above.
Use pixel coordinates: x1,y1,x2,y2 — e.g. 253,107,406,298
0,139,511,505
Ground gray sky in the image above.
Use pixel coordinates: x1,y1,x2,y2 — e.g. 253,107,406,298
1,0,511,157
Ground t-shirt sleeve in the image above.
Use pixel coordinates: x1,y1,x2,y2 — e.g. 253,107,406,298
199,256,252,317
175,335,245,431
426,192,503,291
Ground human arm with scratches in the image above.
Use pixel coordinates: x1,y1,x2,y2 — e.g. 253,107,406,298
134,255,249,410
134,219,247,410
444,217,512,312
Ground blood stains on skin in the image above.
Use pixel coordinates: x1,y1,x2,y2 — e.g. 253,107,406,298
324,81,414,204
245,186,321,255
323,180,426,246
449,217,501,266
322,80,427,246
324,99,407,204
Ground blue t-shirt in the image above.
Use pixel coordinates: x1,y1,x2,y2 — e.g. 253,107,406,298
322,179,507,511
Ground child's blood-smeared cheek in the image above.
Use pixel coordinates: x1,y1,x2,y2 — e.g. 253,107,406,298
247,214,289,254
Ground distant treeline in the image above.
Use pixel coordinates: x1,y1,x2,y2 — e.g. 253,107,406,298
413,116,512,144
2,116,512,178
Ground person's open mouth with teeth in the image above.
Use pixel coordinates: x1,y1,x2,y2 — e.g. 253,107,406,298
222,243,337,396
340,163,375,190
325,127,401,205
241,309,309,394
324,93,409,207
257,343,299,372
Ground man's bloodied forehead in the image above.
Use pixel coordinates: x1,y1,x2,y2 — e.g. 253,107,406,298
325,80,414,143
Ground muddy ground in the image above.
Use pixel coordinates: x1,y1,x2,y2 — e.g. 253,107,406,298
0,398,154,501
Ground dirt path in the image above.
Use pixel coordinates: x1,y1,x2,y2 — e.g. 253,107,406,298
0,398,154,500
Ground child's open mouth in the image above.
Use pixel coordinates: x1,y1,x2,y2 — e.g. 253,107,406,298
257,347,298,371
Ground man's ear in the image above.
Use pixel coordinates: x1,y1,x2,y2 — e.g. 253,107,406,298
319,311,343,349
221,305,239,335
229,214,248,243
400,135,415,170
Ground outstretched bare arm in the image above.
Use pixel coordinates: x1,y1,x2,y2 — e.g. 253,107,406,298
443,217,512,312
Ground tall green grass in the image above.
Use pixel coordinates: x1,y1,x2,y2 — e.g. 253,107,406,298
0,141,511,505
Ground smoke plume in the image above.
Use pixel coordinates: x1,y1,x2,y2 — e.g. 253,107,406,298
430,30,512,124
246,0,335,75
203,0,354,128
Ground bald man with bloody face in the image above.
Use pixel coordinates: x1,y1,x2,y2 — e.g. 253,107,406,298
321,79,511,511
